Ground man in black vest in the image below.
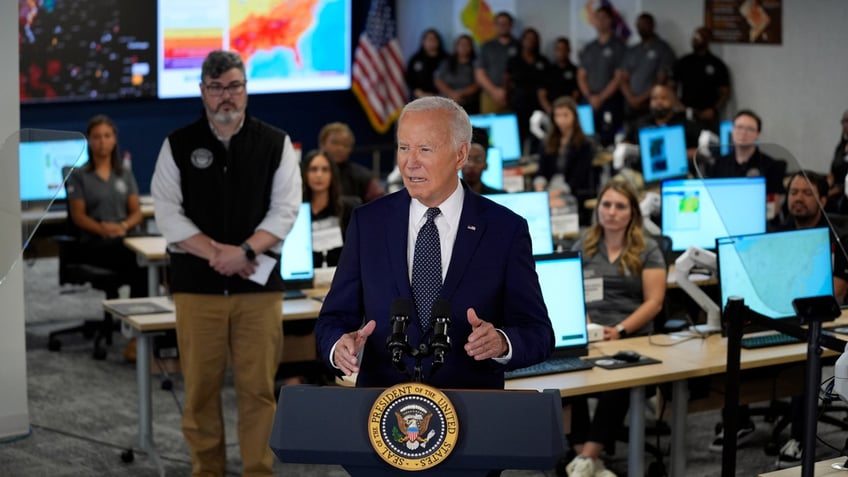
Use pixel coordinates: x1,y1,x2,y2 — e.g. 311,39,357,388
151,50,301,476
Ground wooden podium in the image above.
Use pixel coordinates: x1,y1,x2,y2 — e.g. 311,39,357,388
270,385,564,476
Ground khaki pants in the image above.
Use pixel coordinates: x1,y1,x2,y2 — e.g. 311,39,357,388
174,292,283,477
479,90,511,114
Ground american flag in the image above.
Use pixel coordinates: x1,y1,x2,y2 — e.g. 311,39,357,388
351,0,406,134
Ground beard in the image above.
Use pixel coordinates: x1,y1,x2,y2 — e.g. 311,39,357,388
208,100,246,124
213,108,243,124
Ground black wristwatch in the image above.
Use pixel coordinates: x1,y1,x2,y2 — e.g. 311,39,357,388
240,242,256,261
615,324,628,338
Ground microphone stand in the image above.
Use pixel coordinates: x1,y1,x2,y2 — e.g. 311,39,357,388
721,295,844,477
388,300,452,383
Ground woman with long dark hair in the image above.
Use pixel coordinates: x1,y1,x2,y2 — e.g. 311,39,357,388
301,149,360,268
434,34,480,114
66,114,146,297
534,96,596,224
405,28,447,100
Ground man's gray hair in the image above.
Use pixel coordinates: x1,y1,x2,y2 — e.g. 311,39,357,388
201,50,245,81
399,96,472,149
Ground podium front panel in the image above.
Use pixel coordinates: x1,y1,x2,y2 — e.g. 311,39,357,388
270,386,564,474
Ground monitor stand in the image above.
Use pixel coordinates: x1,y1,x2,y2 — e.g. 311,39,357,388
284,289,307,300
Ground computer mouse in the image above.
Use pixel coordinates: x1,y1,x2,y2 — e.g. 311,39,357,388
612,350,641,363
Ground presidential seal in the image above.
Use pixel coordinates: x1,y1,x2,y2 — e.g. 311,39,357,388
368,383,458,471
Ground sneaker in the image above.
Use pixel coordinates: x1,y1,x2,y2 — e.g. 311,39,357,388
565,456,618,477
708,420,756,452
565,456,596,477
778,438,803,463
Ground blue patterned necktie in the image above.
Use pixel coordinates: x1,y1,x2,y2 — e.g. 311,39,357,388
412,207,442,331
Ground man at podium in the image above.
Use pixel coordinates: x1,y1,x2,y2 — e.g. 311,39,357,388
315,96,554,389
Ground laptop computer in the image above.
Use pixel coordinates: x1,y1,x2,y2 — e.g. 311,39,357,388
282,202,315,299
505,251,593,379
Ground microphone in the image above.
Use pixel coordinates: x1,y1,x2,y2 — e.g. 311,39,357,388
430,299,452,368
386,298,411,371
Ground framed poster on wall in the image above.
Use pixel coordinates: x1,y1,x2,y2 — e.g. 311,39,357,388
705,0,782,44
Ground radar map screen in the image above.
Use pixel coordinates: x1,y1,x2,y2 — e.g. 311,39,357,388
157,0,351,99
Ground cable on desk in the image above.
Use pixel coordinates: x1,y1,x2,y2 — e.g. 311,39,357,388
646,330,705,347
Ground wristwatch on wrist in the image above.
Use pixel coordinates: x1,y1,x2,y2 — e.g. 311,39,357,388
615,324,628,338
240,242,256,261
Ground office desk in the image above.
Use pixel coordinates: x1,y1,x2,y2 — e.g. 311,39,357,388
103,295,323,474
759,457,847,476
21,200,155,226
507,322,848,477
507,336,709,477
123,236,167,296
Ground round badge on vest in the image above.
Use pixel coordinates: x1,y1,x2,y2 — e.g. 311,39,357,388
705,64,715,75
191,148,214,169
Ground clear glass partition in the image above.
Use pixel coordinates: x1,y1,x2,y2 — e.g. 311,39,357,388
1,129,87,286
688,143,848,325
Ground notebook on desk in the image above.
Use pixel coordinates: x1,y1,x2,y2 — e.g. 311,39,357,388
506,252,594,379
104,301,172,316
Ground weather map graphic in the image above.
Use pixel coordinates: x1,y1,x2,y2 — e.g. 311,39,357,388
158,0,350,98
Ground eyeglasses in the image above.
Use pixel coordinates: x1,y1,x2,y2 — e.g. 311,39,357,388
203,81,247,96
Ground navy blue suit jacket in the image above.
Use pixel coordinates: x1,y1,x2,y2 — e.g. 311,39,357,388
314,183,554,389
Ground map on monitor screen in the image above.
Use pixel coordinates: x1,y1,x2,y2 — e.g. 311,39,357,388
158,0,352,98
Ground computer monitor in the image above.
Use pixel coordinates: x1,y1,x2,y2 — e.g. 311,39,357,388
638,124,689,184
576,104,595,136
534,251,588,353
719,120,733,156
717,228,833,320
469,113,522,162
661,177,766,252
281,203,314,289
19,138,88,204
484,191,554,256
460,147,503,190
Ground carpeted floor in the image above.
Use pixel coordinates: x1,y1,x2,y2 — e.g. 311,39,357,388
2,257,846,476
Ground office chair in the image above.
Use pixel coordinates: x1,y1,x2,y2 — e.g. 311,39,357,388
47,173,122,360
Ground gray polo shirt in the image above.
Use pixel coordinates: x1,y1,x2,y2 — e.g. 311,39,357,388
477,37,520,88
578,37,626,94
621,37,675,96
435,59,476,91
572,235,665,334
66,165,138,241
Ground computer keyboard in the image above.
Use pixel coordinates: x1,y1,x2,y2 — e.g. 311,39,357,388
505,356,593,379
740,333,802,349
